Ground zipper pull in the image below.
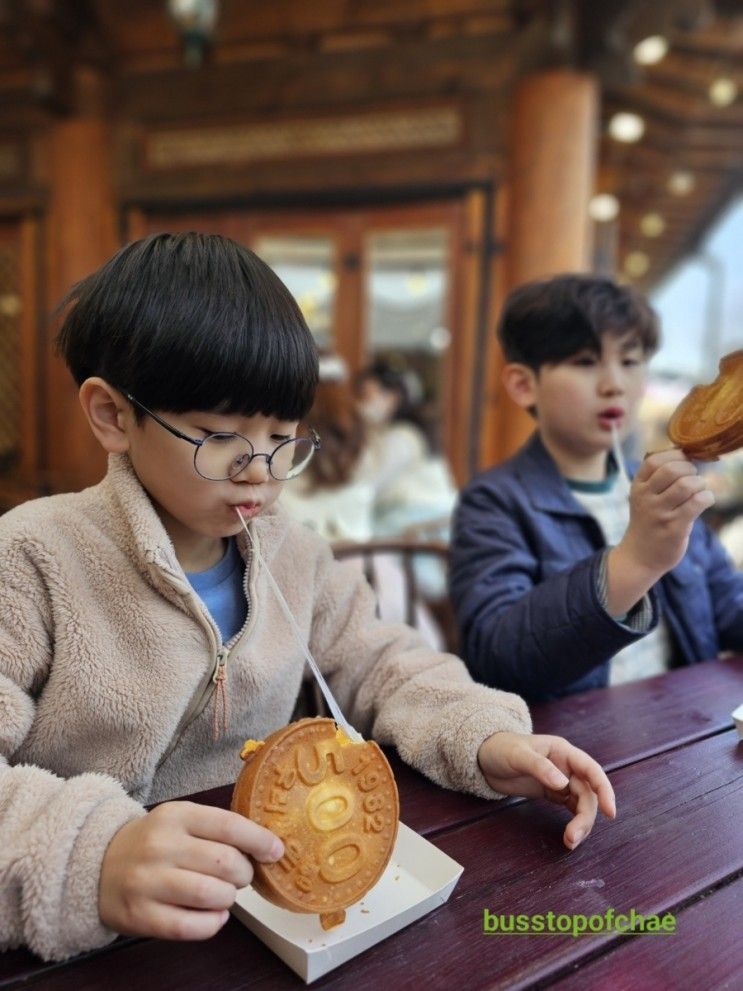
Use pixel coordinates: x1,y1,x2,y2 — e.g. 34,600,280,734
212,646,229,683
212,647,230,740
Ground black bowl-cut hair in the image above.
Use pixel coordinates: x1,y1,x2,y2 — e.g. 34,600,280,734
498,274,660,372
56,232,319,421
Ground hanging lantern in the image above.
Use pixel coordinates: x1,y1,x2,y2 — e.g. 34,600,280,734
167,0,219,68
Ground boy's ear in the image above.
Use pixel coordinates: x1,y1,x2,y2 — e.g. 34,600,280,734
501,362,539,410
78,377,132,453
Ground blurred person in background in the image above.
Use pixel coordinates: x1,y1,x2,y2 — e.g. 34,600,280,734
355,359,457,596
281,354,373,543
281,354,444,649
355,359,431,495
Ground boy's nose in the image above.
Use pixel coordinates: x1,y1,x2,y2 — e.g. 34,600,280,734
599,366,624,394
233,454,271,484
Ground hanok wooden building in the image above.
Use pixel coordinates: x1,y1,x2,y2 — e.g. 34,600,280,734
0,0,740,506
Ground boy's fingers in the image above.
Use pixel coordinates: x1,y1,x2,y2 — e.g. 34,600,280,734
571,756,616,818
513,749,570,792
562,780,599,850
113,894,230,941
645,460,698,495
593,777,616,819
184,804,284,862
143,905,230,942
666,488,715,523
177,837,255,889
547,742,616,819
597,777,616,819
161,868,238,912
634,448,684,482
662,474,708,509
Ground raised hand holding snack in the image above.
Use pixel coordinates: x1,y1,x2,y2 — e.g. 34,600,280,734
605,448,716,617
622,449,715,571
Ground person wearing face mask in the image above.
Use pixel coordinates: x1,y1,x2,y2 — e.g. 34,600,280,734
356,361,430,492
355,360,457,597
281,354,445,648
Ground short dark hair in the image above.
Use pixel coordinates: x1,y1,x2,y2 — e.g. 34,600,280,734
55,232,319,421
498,274,660,371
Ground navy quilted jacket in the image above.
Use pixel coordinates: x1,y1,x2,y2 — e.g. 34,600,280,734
450,432,743,702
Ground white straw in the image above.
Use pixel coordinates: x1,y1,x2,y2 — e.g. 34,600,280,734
610,422,632,496
235,509,363,742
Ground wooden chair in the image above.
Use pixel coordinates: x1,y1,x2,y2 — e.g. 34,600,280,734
332,538,456,650
399,513,453,544
295,538,458,719
294,538,458,719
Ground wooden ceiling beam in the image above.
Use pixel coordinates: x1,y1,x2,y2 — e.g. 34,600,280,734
602,90,743,132
604,147,741,174
669,15,743,56
602,152,734,179
615,169,740,288
3,0,112,113
648,51,743,88
112,31,521,120
606,82,743,125
91,0,516,66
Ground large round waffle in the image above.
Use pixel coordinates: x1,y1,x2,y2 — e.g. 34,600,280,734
667,349,743,460
231,718,399,929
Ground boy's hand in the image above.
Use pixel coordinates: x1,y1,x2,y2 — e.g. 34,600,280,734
477,732,616,850
607,448,714,616
99,801,284,941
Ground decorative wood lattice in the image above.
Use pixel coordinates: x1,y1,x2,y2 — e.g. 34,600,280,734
0,243,20,473
145,106,462,170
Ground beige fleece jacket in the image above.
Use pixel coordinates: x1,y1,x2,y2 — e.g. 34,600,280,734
0,453,530,961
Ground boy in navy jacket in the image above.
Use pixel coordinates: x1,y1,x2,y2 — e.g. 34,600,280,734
450,275,743,702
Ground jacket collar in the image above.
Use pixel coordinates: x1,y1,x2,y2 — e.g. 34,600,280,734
512,432,596,518
98,453,288,587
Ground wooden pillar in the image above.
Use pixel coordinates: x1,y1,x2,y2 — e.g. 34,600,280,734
478,183,509,471
45,68,118,492
488,69,599,464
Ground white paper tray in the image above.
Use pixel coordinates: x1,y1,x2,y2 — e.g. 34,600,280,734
732,703,743,739
231,821,463,983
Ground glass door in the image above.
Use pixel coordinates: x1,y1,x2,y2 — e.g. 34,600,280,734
363,223,452,451
252,233,337,351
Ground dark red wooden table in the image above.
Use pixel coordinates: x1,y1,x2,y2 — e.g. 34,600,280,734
2,657,741,990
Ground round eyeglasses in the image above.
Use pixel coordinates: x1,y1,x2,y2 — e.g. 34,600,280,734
125,394,320,482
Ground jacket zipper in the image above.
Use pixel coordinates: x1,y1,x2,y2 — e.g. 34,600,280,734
211,644,230,740
155,535,258,770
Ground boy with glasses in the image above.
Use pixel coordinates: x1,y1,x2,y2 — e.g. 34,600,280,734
0,234,613,961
